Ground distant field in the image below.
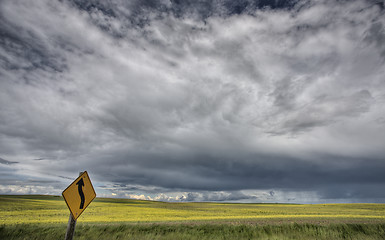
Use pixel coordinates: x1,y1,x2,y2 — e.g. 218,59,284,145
1,195,385,225
1,195,385,239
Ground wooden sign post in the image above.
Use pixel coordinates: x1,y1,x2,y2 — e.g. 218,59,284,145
65,212,77,240
63,171,96,240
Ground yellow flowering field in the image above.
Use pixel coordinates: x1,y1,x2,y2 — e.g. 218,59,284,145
1,195,385,225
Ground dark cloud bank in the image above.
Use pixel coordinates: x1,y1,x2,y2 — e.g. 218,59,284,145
1,0,385,203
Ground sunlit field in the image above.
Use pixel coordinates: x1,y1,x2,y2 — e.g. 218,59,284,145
1,195,385,239
1,195,385,225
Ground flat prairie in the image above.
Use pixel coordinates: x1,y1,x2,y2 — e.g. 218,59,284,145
1,195,385,239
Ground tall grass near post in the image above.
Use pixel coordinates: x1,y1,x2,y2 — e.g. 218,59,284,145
1,223,385,240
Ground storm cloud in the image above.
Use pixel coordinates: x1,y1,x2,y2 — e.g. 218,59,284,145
1,0,385,203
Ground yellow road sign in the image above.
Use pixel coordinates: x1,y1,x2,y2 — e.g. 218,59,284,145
62,171,96,220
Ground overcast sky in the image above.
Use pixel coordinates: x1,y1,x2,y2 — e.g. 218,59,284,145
1,0,385,203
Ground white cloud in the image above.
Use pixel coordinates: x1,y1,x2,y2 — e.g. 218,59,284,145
127,194,153,201
0,184,61,195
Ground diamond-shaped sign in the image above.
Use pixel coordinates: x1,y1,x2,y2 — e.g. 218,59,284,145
62,171,96,220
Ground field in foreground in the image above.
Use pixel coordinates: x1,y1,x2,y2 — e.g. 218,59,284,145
2,223,385,240
1,195,385,239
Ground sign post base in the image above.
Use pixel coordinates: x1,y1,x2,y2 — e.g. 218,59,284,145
64,213,77,240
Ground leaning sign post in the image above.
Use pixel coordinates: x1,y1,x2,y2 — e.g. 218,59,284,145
62,171,96,240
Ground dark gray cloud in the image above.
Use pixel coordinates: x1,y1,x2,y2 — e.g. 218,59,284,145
0,157,18,165
89,152,385,193
68,0,299,24
1,0,385,203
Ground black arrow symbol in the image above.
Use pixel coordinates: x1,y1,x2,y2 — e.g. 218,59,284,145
76,178,85,209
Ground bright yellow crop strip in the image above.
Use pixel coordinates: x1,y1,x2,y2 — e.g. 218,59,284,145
1,196,385,225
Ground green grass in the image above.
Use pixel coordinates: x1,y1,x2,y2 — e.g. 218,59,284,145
1,223,385,240
1,195,385,239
